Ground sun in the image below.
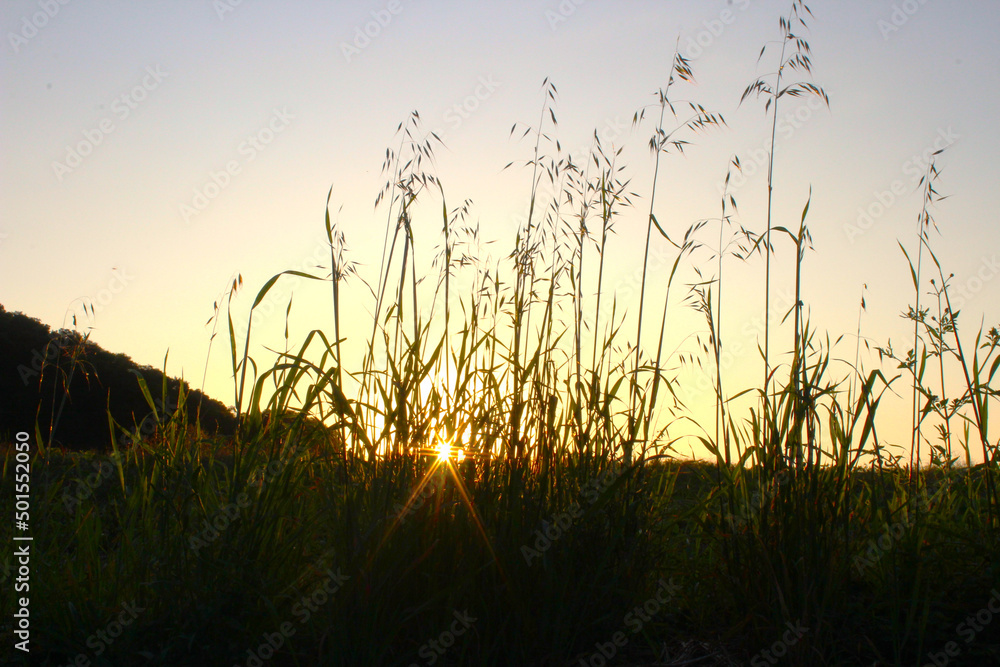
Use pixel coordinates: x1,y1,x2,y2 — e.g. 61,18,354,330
436,439,451,461
436,441,466,462
434,430,466,462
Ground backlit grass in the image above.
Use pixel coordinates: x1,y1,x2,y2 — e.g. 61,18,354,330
2,3,999,665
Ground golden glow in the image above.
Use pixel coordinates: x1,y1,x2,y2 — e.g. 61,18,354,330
435,440,465,462
366,424,510,596
437,438,451,461
432,426,468,462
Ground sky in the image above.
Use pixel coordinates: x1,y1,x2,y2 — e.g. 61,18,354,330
3,0,999,461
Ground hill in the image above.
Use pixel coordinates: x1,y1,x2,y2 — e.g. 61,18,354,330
0,303,235,450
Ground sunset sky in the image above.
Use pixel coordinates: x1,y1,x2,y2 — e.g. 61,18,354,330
3,0,998,460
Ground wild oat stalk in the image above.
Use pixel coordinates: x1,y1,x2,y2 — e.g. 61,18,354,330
630,47,723,461
703,156,753,466
505,78,559,460
849,283,868,410
899,153,946,477
362,113,443,456
584,142,633,454
740,0,828,428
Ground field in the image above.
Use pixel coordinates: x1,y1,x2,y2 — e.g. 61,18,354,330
3,3,1000,665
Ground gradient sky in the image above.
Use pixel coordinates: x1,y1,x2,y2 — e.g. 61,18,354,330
3,0,998,460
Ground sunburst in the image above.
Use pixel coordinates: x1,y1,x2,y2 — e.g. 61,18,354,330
436,435,466,463
367,426,509,594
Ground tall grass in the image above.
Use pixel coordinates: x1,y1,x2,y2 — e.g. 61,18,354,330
3,5,999,665
740,0,828,442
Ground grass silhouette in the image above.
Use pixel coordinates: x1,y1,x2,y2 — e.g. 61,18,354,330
3,4,999,665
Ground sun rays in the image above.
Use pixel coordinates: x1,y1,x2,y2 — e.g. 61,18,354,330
366,427,507,590
434,429,466,463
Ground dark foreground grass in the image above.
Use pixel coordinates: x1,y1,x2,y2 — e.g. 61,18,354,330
2,441,999,666
4,3,999,664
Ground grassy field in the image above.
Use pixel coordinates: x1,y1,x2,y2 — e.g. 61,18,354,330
3,437,999,665
3,2,999,665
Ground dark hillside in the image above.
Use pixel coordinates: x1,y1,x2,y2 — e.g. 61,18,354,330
0,303,235,449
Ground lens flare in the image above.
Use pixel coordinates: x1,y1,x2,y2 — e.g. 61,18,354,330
437,439,451,461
